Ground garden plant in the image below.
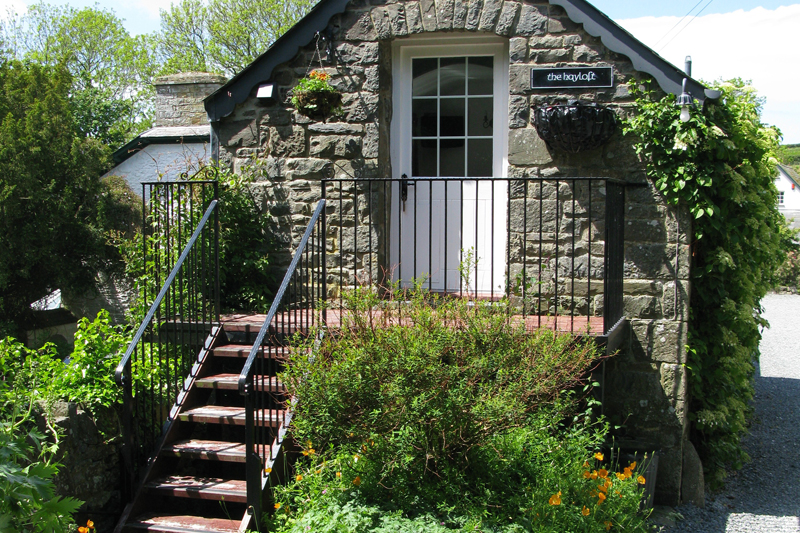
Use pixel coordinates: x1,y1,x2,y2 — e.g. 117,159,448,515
267,284,653,532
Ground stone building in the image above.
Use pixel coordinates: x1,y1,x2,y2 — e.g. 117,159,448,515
105,72,227,191
203,0,713,505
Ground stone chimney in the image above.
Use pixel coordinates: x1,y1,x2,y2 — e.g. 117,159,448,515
153,72,228,128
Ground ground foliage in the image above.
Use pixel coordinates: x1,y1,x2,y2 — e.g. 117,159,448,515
274,286,652,532
624,79,793,485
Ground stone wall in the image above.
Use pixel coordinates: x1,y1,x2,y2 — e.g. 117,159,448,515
214,0,694,505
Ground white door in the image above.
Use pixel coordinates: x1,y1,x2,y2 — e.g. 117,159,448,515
391,40,508,296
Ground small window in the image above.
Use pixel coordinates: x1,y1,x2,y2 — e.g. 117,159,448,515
778,191,785,205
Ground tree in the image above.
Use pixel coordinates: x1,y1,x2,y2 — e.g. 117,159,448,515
0,60,126,338
157,0,315,77
0,2,157,146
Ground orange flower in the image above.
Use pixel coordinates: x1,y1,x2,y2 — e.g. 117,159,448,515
604,520,613,530
274,502,282,510
615,472,626,480
296,474,303,482
583,470,592,479
597,492,607,504
78,528,88,533
594,452,604,461
336,471,342,478
309,70,329,81
598,484,608,494
353,476,362,486
597,469,608,479
86,521,94,529
265,467,273,474
548,491,562,506
581,505,590,516
590,470,598,480
637,475,646,485
623,467,632,479
582,461,590,468
629,461,637,470
604,479,613,489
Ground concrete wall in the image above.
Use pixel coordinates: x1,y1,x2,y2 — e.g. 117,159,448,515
214,0,694,505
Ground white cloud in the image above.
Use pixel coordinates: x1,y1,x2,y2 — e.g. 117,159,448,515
617,5,800,143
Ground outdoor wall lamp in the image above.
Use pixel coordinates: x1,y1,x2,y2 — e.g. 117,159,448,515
676,56,695,123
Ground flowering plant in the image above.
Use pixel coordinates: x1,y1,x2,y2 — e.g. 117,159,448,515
290,70,342,120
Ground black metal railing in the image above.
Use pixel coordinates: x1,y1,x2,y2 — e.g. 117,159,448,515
238,199,326,519
115,180,220,496
321,177,625,336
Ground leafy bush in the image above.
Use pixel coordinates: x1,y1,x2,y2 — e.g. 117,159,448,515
274,286,651,532
773,250,800,288
625,79,793,485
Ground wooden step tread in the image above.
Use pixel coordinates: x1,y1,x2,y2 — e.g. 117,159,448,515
161,439,275,463
211,344,291,358
146,475,246,503
196,374,285,392
179,405,285,427
126,513,239,533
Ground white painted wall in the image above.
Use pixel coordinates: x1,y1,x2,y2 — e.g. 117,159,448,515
775,166,800,229
103,142,209,195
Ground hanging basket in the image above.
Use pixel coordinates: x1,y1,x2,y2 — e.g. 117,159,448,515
292,89,343,121
533,102,618,153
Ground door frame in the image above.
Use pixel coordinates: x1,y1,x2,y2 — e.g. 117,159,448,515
389,35,510,294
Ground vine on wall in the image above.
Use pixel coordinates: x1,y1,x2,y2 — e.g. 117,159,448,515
625,79,793,486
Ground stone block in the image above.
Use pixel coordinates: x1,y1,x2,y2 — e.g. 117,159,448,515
465,0,483,30
495,1,520,36
344,93,380,122
420,0,437,31
478,0,503,32
625,217,668,243
220,120,258,148
515,3,546,36
308,122,365,134
259,108,293,127
342,10,378,41
335,42,381,65
624,243,690,280
405,1,425,33
453,0,467,28
364,65,380,92
508,95,529,128
508,129,552,165
386,4,409,36
370,7,393,39
530,35,564,49
364,122,380,158
573,44,601,62
509,37,527,63
629,319,688,364
509,64,533,94
661,280,689,321
533,48,571,64
622,280,661,296
436,0,454,30
624,295,660,319
269,125,306,156
654,446,682,506
681,441,705,507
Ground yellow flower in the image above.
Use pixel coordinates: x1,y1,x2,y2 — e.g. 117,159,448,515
353,476,362,486
629,461,637,470
597,468,608,479
548,491,562,506
598,484,608,494
615,472,626,480
336,471,342,478
582,461,590,468
78,528,88,533
583,470,592,479
623,467,632,479
604,520,613,530
265,467,273,474
309,448,316,455
590,470,598,480
354,454,359,462
581,506,590,516
637,475,646,485
604,479,612,489
597,492,606,504
296,474,303,482
302,450,309,456
274,502,282,510
86,521,94,529
315,469,321,474
594,452,604,461
307,441,313,447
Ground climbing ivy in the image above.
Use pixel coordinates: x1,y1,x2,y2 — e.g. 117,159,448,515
625,79,794,486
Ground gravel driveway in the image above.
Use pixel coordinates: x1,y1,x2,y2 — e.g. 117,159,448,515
659,293,800,532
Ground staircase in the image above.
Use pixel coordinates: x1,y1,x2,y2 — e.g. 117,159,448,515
115,318,295,533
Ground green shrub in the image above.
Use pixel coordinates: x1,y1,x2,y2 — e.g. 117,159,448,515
774,250,800,288
274,286,650,532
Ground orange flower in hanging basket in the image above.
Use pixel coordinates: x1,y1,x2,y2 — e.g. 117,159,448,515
291,70,343,121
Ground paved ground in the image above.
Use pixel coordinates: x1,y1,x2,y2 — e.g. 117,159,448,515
657,294,800,532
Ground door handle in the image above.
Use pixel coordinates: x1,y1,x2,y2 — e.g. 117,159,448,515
401,174,415,211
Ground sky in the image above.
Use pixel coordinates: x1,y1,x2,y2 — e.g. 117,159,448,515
1,0,799,143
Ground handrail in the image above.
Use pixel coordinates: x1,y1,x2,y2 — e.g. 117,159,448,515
114,199,219,386
238,198,326,394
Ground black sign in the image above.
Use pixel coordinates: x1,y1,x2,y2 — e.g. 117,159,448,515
530,67,614,89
